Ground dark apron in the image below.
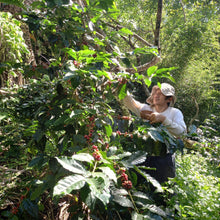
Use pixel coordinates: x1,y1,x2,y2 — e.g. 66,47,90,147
140,139,176,184
143,153,176,184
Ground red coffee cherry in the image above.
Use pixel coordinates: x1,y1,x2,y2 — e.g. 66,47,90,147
122,180,132,189
120,173,128,181
92,152,101,161
116,131,121,135
92,145,98,151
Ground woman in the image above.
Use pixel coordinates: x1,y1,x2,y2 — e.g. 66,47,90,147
123,83,186,183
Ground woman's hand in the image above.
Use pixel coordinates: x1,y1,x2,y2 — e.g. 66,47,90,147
140,110,153,120
140,110,166,124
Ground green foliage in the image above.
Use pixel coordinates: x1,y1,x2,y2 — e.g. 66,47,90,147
167,152,220,220
116,0,220,126
160,0,220,125
0,12,29,73
1,0,220,219
0,0,26,9
0,74,181,218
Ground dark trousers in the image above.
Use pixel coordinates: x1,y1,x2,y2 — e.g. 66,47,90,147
143,153,176,184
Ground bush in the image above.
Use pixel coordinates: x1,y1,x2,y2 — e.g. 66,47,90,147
167,151,220,220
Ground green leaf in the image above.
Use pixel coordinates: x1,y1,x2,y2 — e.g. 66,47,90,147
33,129,44,142
72,134,87,145
119,28,133,35
162,74,175,83
96,190,111,206
155,67,177,74
55,157,86,175
86,173,111,206
104,124,112,137
132,191,153,206
117,151,132,159
112,195,134,208
133,47,158,56
142,204,166,218
0,114,7,121
131,211,149,220
9,70,17,77
133,47,147,54
63,71,77,81
72,153,94,163
97,70,112,79
53,175,86,197
29,155,47,168
121,57,131,67
70,109,84,118
148,128,164,142
132,191,152,201
99,166,117,183
91,172,110,190
53,114,69,127
30,180,45,200
84,191,97,210
22,199,39,219
144,77,152,87
78,49,96,57
147,66,158,77
63,48,77,59
134,167,163,192
121,151,148,168
118,83,127,100
134,72,144,80
111,187,128,196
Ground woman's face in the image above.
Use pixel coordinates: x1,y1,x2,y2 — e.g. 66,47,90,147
153,89,170,106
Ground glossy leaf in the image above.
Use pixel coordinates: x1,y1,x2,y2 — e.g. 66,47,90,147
53,175,86,197
134,166,163,193
121,151,148,168
148,128,164,143
55,156,86,175
141,204,166,218
99,166,117,183
22,199,39,219
112,195,134,208
72,153,94,163
86,173,111,206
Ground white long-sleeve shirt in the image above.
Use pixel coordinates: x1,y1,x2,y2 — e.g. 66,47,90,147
123,94,187,137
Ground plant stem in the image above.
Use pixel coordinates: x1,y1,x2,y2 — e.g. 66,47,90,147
92,161,97,173
128,190,139,214
116,211,123,220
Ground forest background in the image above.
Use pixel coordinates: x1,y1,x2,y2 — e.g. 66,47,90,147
0,0,219,219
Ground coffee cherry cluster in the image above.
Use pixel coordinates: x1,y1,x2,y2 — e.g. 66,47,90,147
11,187,29,215
84,115,95,144
117,167,132,190
73,60,80,68
92,145,101,161
116,130,133,139
116,130,122,135
122,180,132,189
